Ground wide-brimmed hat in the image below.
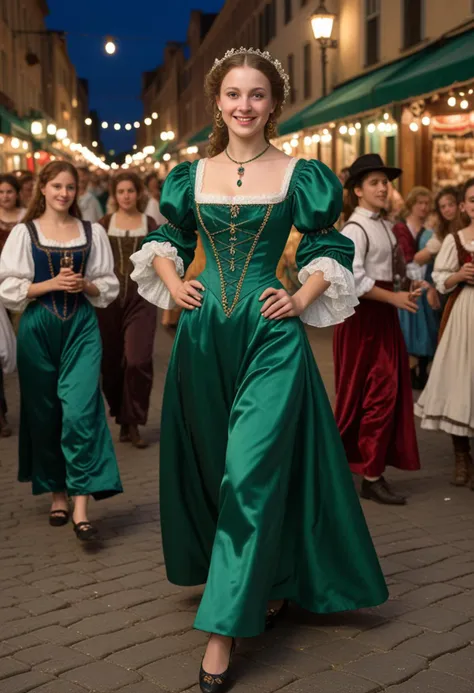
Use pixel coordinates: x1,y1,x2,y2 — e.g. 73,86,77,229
345,153,402,189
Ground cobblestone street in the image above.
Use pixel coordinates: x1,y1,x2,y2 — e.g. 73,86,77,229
1,322,473,693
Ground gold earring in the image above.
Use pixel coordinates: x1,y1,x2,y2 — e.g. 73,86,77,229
215,109,225,128
266,115,277,140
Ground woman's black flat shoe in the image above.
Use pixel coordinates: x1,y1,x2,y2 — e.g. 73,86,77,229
73,521,98,541
49,509,70,527
199,639,235,693
265,599,289,631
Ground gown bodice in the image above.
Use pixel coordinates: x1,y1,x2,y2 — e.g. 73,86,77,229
26,220,92,320
152,158,352,319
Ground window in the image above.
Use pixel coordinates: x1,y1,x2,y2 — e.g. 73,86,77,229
1,0,9,26
259,12,265,49
287,53,295,104
403,0,423,49
284,0,292,25
303,42,311,99
270,0,277,41
1,50,8,93
264,3,271,45
365,0,380,66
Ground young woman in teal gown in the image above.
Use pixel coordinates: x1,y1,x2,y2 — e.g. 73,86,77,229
0,162,122,541
131,49,388,692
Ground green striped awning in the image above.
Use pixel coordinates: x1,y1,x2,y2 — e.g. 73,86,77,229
278,28,474,137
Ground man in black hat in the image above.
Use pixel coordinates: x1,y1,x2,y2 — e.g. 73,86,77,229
333,154,421,505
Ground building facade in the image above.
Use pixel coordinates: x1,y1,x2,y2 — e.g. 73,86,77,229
0,0,93,171
142,0,474,193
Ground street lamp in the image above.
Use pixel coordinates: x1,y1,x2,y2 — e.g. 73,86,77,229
310,1,338,97
104,38,117,55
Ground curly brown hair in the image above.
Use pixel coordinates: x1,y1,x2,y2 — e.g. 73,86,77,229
0,174,21,208
204,51,286,158
23,161,81,222
111,171,147,212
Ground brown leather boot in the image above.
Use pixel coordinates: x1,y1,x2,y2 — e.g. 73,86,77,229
128,424,148,449
451,452,471,486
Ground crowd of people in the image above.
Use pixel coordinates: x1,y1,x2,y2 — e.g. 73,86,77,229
0,45,473,693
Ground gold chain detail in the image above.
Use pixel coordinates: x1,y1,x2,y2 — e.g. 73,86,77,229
45,248,85,321
196,203,273,318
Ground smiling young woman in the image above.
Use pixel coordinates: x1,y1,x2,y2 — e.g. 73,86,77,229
0,161,122,542
130,48,387,693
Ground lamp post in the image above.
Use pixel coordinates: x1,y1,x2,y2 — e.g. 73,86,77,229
310,1,338,97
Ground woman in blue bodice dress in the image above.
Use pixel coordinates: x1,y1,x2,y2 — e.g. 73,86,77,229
131,49,387,692
0,162,122,542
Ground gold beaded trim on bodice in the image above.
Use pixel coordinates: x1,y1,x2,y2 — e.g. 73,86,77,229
195,203,273,318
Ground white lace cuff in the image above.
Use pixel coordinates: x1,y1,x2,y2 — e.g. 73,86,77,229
130,241,184,309
297,257,359,328
354,274,376,297
0,276,32,312
406,262,426,281
85,275,120,308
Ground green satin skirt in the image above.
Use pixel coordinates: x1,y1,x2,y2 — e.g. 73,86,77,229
160,285,388,638
17,301,122,500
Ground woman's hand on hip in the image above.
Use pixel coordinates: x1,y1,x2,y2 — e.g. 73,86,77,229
171,279,205,310
259,287,304,320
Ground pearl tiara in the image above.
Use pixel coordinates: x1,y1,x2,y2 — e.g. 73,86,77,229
210,47,291,105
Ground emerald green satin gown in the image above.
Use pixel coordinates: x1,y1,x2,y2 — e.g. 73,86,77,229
139,158,388,637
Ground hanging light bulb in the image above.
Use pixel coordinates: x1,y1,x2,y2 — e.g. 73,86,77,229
447,95,456,107
152,112,158,119
348,126,356,136
421,116,431,126
367,123,376,133
312,134,320,143
134,121,140,128
304,136,312,146
102,121,109,129
378,122,386,132
460,99,469,110
409,122,419,132
383,112,389,121
163,153,171,161
125,124,132,131
355,122,361,130
47,123,57,136
85,117,92,126
144,118,152,126
114,123,121,130
339,125,348,135
290,138,298,147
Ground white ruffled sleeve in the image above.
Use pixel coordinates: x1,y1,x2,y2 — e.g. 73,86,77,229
130,241,184,309
341,223,376,297
432,234,459,295
85,223,120,308
0,302,16,374
0,223,34,312
297,257,358,328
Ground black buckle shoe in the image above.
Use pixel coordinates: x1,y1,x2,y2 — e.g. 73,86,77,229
265,599,289,631
360,477,407,505
199,639,235,693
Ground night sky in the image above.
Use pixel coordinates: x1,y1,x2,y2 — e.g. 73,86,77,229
46,0,225,154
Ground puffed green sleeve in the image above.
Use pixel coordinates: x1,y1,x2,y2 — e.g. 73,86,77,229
130,162,198,308
292,160,358,327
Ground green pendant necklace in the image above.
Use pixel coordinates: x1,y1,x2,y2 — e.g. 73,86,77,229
225,143,271,188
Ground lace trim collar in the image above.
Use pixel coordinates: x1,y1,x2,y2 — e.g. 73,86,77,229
458,230,474,249
33,220,87,248
195,157,298,205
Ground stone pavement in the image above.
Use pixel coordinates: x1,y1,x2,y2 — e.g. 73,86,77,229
1,323,474,693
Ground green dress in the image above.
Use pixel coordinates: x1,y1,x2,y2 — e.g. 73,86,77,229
0,220,123,500
131,157,388,637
